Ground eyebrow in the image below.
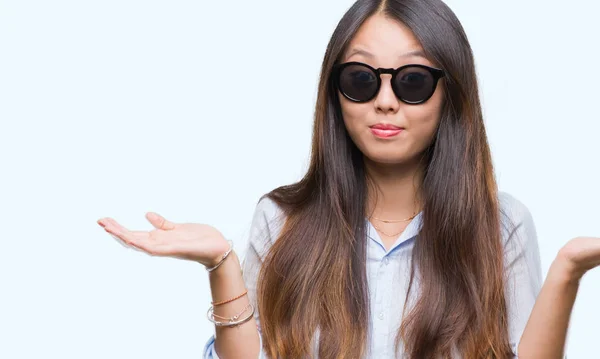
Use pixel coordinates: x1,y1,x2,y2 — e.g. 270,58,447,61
345,48,427,60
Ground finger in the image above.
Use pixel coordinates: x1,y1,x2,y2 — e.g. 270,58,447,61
117,231,152,250
109,232,131,248
108,230,155,254
101,217,131,236
99,217,169,256
141,243,174,256
102,218,149,246
97,218,109,229
108,233,145,253
99,218,134,248
145,212,176,231
99,218,155,238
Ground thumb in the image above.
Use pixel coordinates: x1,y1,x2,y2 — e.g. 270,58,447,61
145,212,177,230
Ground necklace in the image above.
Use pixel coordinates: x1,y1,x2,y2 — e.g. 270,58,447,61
370,212,418,223
368,210,418,237
371,223,406,237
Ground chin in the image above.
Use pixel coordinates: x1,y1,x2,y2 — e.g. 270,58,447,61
363,150,414,166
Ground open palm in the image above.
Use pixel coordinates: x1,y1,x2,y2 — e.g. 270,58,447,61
97,212,230,267
559,236,600,279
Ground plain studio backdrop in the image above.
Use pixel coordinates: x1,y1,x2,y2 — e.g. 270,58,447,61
0,0,599,358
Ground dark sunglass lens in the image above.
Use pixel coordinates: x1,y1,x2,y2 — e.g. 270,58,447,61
394,67,435,103
338,64,378,102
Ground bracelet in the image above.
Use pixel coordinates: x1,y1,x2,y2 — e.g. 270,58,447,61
207,303,255,327
211,303,252,320
206,240,234,272
212,289,248,306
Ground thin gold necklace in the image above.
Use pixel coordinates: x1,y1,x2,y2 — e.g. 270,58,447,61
368,210,418,237
370,212,418,223
371,223,406,237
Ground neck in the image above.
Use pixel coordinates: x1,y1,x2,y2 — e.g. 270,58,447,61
364,157,424,221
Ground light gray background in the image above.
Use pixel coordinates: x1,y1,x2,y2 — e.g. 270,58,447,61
1,0,598,357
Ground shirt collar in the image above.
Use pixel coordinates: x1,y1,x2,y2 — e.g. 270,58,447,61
366,211,423,253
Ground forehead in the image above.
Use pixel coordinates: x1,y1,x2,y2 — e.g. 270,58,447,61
343,13,432,67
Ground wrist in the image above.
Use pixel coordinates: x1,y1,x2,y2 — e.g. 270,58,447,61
549,254,584,285
208,251,240,278
205,240,236,272
204,237,232,268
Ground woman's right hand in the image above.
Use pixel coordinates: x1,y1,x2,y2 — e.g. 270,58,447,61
97,212,231,268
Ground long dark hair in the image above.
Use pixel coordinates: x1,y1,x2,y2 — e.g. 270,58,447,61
256,0,513,357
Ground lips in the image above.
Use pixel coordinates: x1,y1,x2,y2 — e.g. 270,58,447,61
370,123,405,130
369,123,404,138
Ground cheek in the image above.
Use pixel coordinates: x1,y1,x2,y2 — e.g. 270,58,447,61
404,90,444,141
339,101,370,135
404,106,441,138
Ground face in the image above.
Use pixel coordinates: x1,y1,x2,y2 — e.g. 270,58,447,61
338,13,444,165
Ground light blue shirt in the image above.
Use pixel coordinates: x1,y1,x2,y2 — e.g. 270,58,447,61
203,191,543,358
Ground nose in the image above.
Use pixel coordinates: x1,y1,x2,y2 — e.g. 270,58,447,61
373,74,400,114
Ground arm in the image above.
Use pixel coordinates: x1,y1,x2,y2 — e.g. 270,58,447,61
96,191,276,358
500,192,544,357
98,208,263,358
203,197,282,359
501,193,598,358
206,251,261,359
517,232,600,359
517,256,579,359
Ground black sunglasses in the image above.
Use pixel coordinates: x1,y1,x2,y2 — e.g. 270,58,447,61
332,61,446,105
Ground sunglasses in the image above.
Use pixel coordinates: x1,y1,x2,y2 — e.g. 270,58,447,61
332,61,446,104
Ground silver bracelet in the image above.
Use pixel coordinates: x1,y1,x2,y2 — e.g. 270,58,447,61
207,303,255,327
211,303,252,320
206,240,234,272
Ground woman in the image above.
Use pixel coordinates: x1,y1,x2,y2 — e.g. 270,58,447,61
97,0,598,358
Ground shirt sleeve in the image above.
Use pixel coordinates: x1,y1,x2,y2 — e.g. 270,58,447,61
202,197,283,359
500,192,544,358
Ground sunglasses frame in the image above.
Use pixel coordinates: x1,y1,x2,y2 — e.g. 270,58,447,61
332,61,446,105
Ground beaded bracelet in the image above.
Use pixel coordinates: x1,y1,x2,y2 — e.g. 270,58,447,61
206,240,234,272
207,303,255,327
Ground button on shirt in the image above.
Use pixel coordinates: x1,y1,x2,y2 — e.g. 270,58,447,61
203,192,544,358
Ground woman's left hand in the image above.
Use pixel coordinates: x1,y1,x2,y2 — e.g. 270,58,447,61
556,236,600,280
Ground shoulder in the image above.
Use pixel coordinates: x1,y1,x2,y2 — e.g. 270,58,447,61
498,191,534,231
246,195,287,258
497,191,540,259
253,195,286,233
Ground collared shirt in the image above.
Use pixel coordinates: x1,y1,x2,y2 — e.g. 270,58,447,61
203,191,543,358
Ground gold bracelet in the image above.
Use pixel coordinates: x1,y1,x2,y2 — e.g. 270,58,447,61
212,289,248,306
